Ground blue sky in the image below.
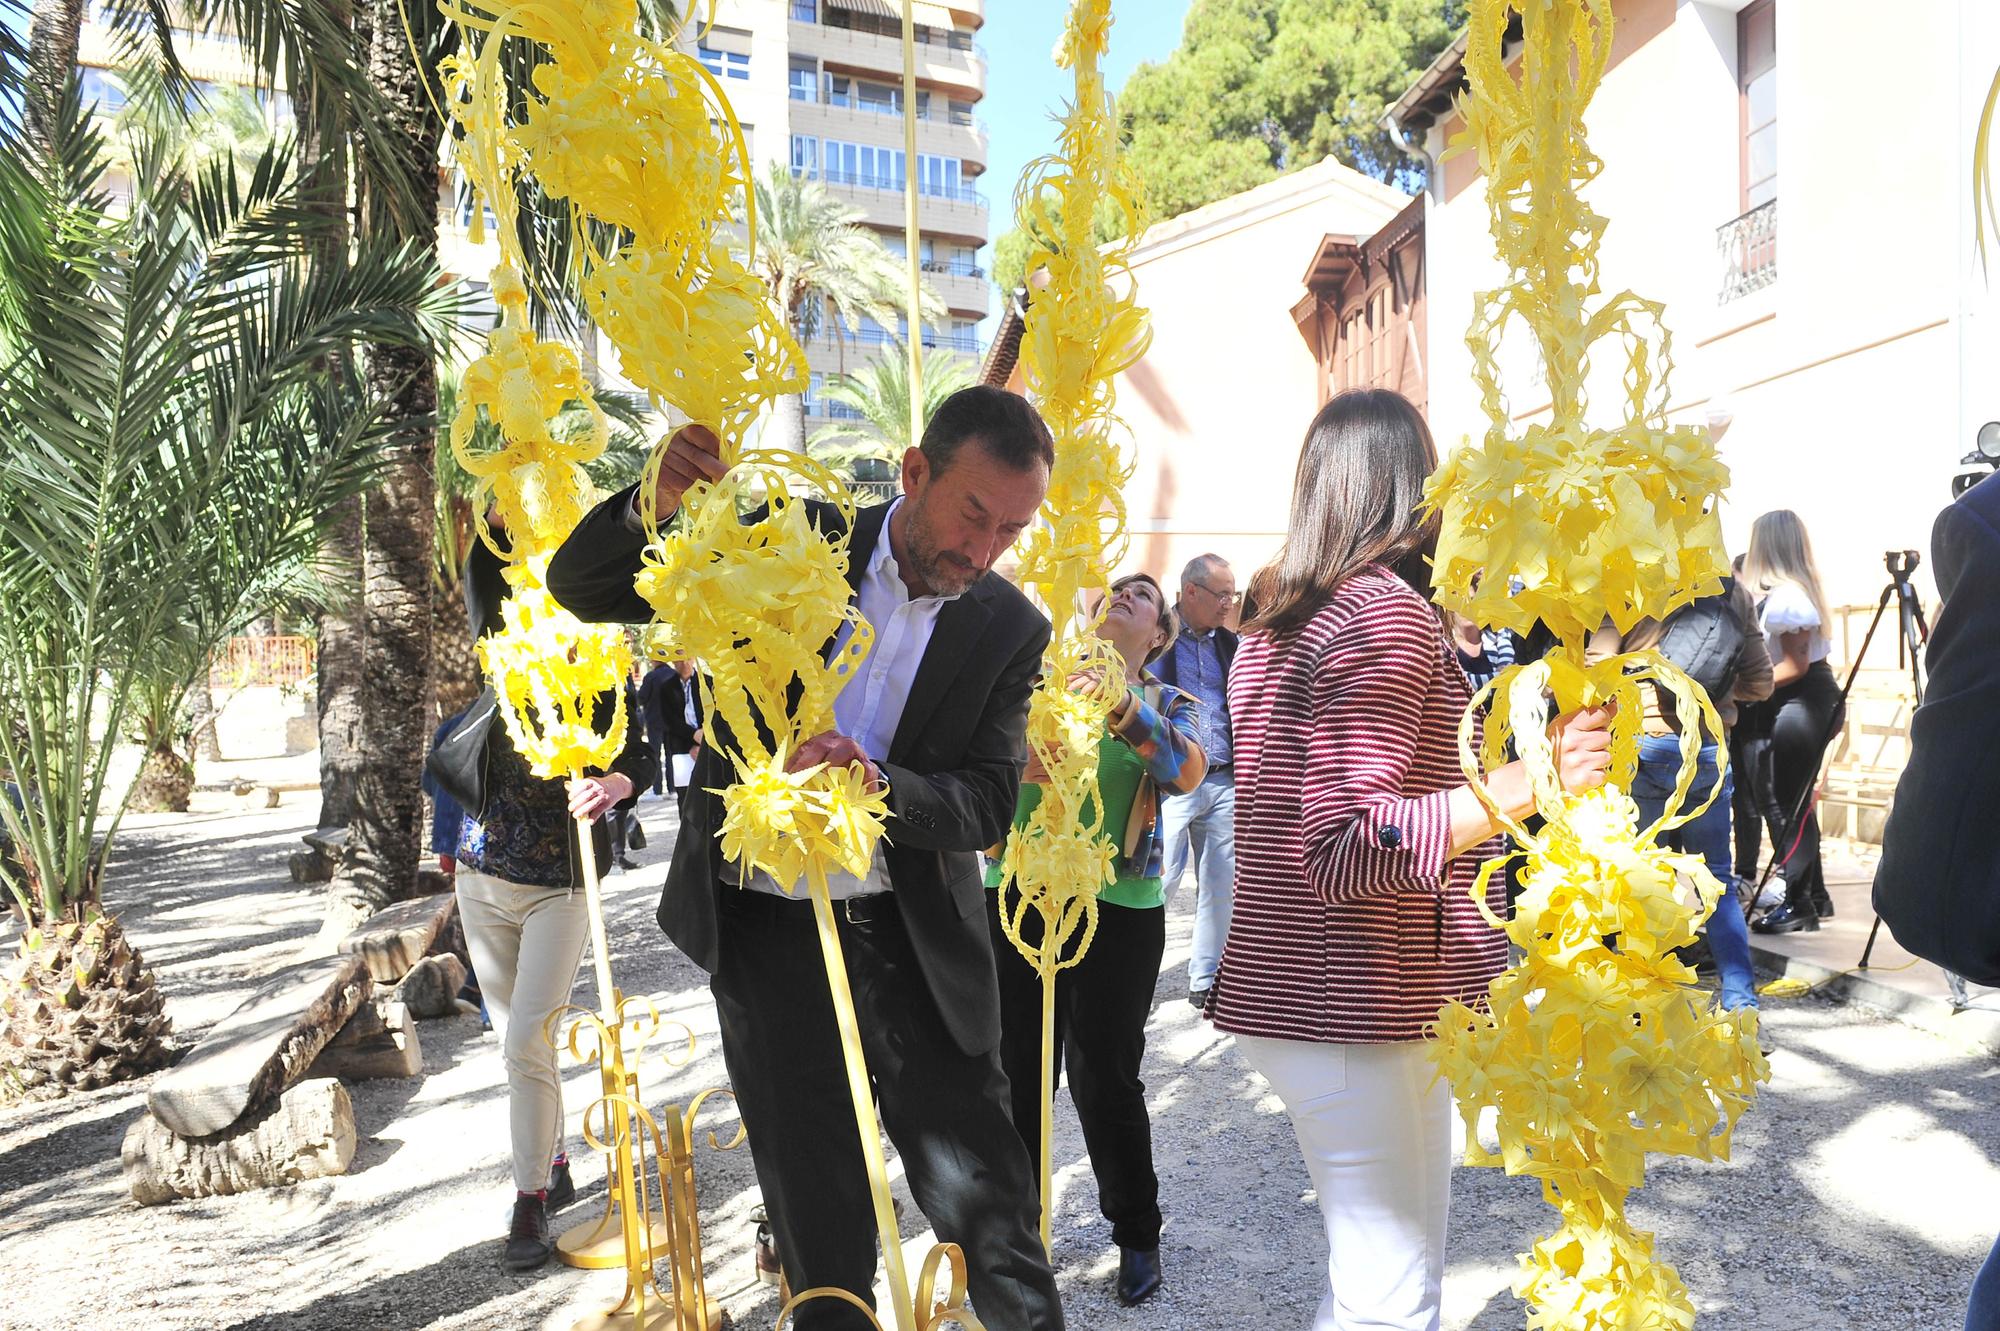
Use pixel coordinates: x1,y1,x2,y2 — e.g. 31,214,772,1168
974,1,1191,331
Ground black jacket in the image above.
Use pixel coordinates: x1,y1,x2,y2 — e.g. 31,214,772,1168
1873,471,2000,984
456,539,655,888
547,488,1051,1056
640,664,704,751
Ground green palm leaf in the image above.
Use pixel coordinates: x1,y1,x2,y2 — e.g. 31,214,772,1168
0,76,449,922
808,349,975,466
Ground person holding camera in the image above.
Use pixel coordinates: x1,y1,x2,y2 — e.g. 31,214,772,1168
1872,470,2000,1328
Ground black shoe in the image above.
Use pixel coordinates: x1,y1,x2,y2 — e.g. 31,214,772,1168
1813,898,1836,920
1187,986,1210,1010
753,1213,783,1287
504,1192,552,1270
617,856,641,870
546,1160,576,1211
1752,902,1821,935
1116,1245,1162,1306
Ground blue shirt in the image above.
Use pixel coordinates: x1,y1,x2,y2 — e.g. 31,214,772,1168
1170,629,1232,767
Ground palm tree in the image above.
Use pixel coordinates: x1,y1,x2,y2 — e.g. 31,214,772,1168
0,84,452,1100
808,350,977,471
741,161,943,454
319,0,454,937
108,73,277,182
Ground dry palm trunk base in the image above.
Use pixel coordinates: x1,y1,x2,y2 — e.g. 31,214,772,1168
0,910,173,1103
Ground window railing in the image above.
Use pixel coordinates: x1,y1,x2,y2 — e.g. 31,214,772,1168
1717,199,1777,304
835,326,983,355
797,7,988,63
820,167,986,208
814,89,988,138
922,257,985,280
805,399,867,422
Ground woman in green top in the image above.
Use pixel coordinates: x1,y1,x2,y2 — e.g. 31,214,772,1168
986,571,1208,1307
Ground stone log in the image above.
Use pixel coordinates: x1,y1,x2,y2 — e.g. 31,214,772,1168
122,1076,355,1205
146,954,371,1138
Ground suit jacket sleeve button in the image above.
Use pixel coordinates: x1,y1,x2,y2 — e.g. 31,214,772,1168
1377,824,1403,849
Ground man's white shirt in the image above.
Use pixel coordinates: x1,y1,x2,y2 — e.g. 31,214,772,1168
742,497,960,899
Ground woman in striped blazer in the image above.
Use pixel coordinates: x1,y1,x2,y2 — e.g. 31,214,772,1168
1210,389,1612,1331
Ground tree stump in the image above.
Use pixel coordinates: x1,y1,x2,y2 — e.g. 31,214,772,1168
310,999,421,1081
122,1076,356,1205
392,954,466,1020
336,892,458,984
146,954,371,1138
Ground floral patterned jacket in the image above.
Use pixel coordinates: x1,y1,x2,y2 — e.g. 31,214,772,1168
454,686,655,891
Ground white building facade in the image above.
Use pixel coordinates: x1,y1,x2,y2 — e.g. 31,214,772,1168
1387,0,2000,612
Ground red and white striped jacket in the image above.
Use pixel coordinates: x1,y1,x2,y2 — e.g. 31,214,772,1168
1209,564,1507,1044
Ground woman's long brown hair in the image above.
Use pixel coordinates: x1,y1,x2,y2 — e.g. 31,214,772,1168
1241,389,1441,637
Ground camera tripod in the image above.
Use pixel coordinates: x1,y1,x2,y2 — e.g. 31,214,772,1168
1744,550,1966,1002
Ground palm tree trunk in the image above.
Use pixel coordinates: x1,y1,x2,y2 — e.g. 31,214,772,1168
25,0,86,146
187,677,223,763
324,0,440,934
299,10,366,844
314,499,365,832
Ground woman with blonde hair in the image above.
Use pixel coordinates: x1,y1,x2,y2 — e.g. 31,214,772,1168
1742,509,1844,934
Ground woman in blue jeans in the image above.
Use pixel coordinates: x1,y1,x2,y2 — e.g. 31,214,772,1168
1591,575,1773,1010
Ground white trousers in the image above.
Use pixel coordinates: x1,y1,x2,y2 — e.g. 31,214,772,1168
457,870,589,1194
1235,1034,1451,1331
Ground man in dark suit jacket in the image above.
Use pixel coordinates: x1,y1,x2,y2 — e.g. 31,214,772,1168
548,386,1064,1331
1873,470,2000,1328
1151,554,1240,1006
639,660,703,800
638,662,675,795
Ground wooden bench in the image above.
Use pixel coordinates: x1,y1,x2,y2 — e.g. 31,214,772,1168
145,953,373,1139
334,890,460,985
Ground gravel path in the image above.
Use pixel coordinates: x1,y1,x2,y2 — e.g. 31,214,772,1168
1,793,1995,1330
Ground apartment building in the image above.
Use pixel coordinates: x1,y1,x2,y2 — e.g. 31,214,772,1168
75,2,992,445
713,0,993,437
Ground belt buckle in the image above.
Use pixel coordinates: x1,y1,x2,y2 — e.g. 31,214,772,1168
841,895,868,925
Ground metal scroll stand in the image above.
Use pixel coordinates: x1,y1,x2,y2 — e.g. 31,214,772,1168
1749,549,1966,1006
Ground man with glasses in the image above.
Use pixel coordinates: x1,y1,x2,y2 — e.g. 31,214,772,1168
1151,554,1239,1007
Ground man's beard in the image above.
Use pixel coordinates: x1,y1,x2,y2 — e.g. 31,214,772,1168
904,499,980,596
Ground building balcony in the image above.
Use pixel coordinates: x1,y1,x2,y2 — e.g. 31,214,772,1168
1717,199,1776,305
790,99,989,170
790,14,987,99
924,265,989,319
819,171,989,242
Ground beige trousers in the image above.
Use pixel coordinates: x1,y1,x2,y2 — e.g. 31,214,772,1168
457,869,589,1193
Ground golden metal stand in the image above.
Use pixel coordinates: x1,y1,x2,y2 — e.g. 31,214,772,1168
552,817,742,1331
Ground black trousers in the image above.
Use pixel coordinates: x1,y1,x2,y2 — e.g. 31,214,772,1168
1729,715,1772,883
989,895,1165,1251
711,890,1064,1331
1766,661,1844,915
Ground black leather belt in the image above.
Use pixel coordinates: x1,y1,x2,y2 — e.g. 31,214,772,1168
723,886,901,926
